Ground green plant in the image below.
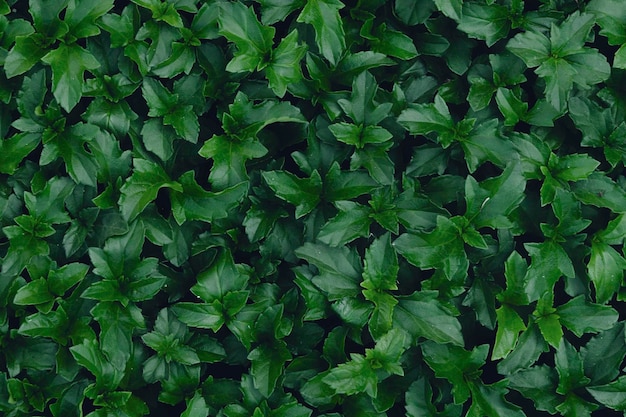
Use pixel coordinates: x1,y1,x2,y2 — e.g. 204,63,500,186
1,0,626,415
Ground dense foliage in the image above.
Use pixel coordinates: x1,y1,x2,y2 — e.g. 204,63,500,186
1,0,626,415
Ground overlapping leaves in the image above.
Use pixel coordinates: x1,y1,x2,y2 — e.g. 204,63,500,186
1,0,626,416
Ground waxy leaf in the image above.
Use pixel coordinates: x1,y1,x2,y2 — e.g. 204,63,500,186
218,1,275,72
393,291,464,346
263,170,323,218
296,0,345,66
118,158,183,222
41,43,100,112
587,241,626,304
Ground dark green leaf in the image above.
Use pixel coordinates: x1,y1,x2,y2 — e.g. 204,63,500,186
393,291,464,346
170,172,248,224
422,342,488,404
118,158,183,222
248,341,292,397
41,43,100,112
296,0,346,66
317,201,371,246
263,170,323,218
266,29,307,97
218,1,274,73
191,250,250,303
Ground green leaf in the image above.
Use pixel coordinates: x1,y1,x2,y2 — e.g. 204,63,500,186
582,323,626,385
492,305,526,361
587,241,626,304
323,162,377,201
200,135,268,189
191,250,250,303
465,162,526,229
65,0,114,38
295,242,362,301
170,172,248,224
467,381,526,417
248,341,292,397
433,0,462,21
394,0,435,26
337,71,392,126
323,354,378,397
394,216,468,281
587,0,626,45
13,278,54,306
393,291,464,346
557,295,618,337
142,77,177,117
330,122,390,149
498,323,549,375
92,301,145,369
524,240,575,302
218,1,275,72
317,201,371,246
587,376,626,411
70,338,124,390
362,233,398,292
495,88,527,126
457,2,511,47
555,339,590,395
296,0,346,66
571,173,626,212
118,158,183,222
41,43,100,112
614,44,626,67
507,365,561,414
405,377,462,417
48,263,89,295
171,303,225,332
422,342,488,404
397,94,454,143
262,170,323,218
266,29,307,97
181,391,210,417
506,29,552,68
0,133,41,175
4,35,48,78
